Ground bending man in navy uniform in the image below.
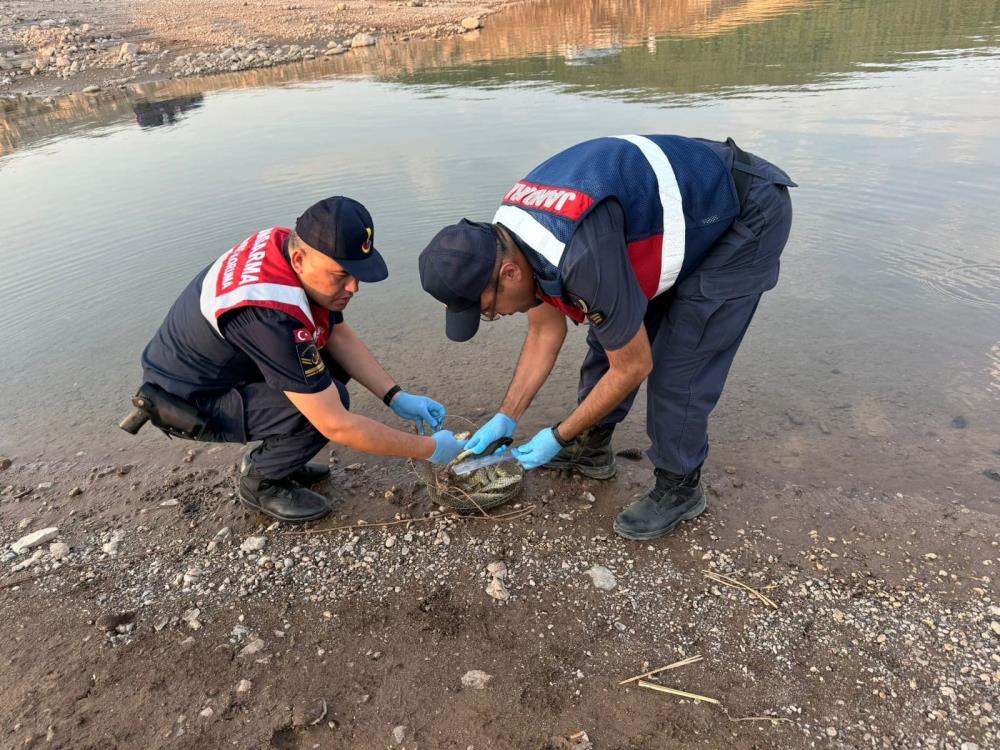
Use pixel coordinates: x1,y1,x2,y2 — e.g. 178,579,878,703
419,136,794,540
139,197,466,523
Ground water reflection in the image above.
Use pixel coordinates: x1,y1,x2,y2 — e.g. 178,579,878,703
4,0,998,157
133,95,204,129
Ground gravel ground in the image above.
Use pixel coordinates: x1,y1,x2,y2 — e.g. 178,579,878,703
1,444,997,748
0,0,524,95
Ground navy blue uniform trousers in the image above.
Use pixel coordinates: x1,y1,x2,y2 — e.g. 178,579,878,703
579,151,794,475
189,354,348,479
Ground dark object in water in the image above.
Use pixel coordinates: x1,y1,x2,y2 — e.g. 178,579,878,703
984,469,1000,482
951,416,968,429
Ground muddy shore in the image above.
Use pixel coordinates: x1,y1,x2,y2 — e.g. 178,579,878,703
0,0,527,96
1,442,998,748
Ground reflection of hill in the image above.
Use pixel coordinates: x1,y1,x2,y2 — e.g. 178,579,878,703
386,0,1000,99
2,0,998,156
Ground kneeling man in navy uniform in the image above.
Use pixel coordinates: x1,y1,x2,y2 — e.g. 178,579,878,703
135,197,465,522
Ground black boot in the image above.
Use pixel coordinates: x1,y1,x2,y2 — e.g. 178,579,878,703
613,466,705,541
544,424,616,479
239,451,330,486
238,457,331,523
288,462,331,485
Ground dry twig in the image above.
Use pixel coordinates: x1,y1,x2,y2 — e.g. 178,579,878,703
619,654,703,685
703,570,777,608
636,680,719,704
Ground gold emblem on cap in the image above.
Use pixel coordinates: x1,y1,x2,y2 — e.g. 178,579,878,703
362,227,373,254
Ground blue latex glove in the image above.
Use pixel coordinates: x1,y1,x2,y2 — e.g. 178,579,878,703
466,412,517,455
429,430,468,465
511,428,562,470
390,391,446,434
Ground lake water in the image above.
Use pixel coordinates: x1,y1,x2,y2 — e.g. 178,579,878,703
1,0,998,508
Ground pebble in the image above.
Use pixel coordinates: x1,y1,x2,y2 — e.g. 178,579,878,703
586,565,617,591
434,530,451,546
0,457,11,471
103,539,120,555
17,518,32,530
37,482,53,490
581,491,596,503
238,639,265,657
392,725,407,745
236,679,252,693
49,542,70,560
82,85,101,93
990,622,1000,636
826,726,838,737
385,535,396,549
68,486,83,497
460,16,482,30
12,527,59,553
461,669,492,689
486,577,509,601
199,707,214,719
160,499,180,507
486,561,507,578
240,536,266,553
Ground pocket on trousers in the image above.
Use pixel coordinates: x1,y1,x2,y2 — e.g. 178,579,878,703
197,389,248,444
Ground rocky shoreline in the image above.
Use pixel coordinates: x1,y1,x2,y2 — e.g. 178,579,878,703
0,0,521,97
1,446,998,747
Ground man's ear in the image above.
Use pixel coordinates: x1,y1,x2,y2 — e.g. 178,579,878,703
289,245,306,273
500,259,521,282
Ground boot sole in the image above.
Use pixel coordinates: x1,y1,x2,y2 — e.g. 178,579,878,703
612,493,707,541
544,460,617,480
238,493,331,524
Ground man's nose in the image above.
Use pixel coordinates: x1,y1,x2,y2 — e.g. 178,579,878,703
345,276,360,293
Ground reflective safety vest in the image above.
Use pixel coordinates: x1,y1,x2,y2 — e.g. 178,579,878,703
199,227,331,347
493,135,740,322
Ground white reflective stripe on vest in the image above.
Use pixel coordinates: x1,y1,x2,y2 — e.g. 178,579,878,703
612,134,686,296
493,204,566,268
199,245,239,336
199,250,315,337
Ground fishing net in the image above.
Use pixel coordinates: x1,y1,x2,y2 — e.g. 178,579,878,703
412,417,524,513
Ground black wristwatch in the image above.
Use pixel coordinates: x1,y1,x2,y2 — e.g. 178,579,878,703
382,384,402,406
552,422,571,448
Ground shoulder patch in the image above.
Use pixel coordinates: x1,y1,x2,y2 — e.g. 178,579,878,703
296,340,326,380
587,310,606,327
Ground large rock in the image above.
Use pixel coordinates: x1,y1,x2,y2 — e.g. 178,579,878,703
461,669,492,689
586,565,617,591
12,527,58,553
350,33,376,48
240,536,266,553
461,17,482,30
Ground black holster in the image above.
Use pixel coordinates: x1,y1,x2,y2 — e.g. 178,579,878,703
119,383,209,440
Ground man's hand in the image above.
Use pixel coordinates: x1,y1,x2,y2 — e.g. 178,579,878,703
466,412,517,455
510,427,562,470
390,392,446,434
429,430,468,465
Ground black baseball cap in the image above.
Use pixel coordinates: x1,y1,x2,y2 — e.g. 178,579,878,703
418,219,497,342
295,196,388,283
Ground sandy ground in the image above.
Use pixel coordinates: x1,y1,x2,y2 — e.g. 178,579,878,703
0,0,525,95
1,440,998,749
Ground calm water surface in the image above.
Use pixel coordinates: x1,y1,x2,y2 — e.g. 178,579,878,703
1,0,998,507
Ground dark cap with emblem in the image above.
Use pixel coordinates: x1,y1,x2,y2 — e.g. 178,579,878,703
418,219,498,342
295,196,388,283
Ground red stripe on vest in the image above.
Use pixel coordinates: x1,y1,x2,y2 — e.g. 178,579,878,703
627,235,663,299
502,180,595,221
537,291,585,324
